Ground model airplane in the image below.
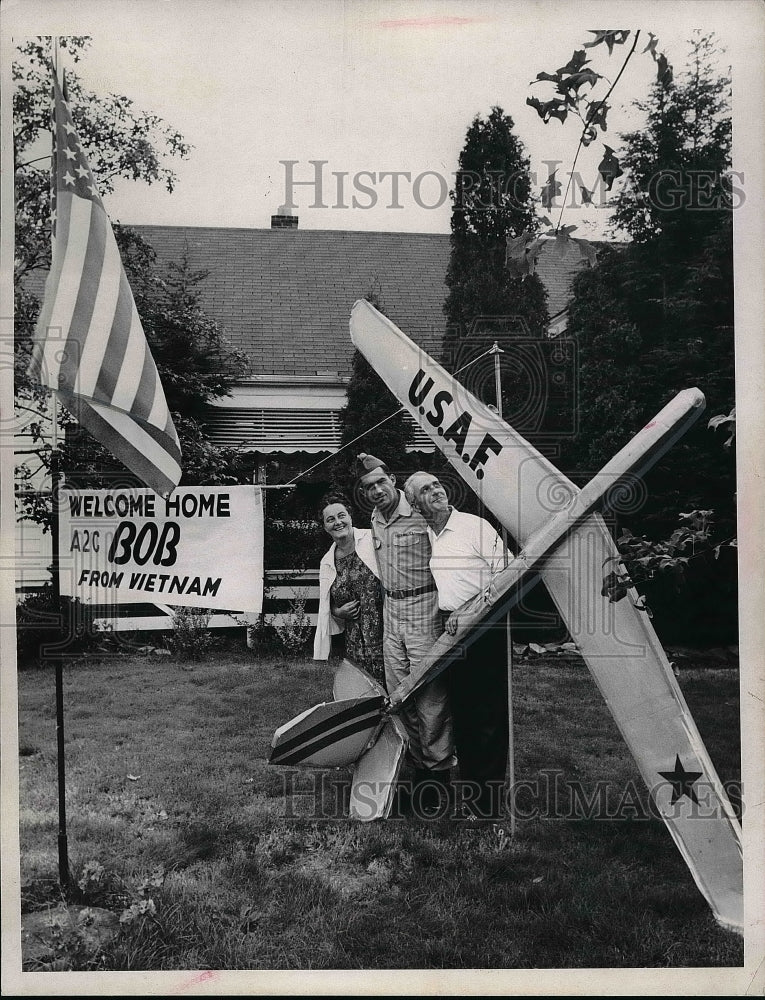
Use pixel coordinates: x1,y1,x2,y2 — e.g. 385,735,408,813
270,299,743,935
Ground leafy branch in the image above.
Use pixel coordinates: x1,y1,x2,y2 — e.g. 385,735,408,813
527,29,674,231
600,404,737,612
708,406,736,449
553,31,640,229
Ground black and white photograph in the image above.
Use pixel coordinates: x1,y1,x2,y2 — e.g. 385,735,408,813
1,0,763,994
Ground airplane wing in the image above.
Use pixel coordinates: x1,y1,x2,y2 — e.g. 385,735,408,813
333,657,387,700
269,692,385,767
270,659,406,821
350,713,409,821
350,298,743,933
332,659,409,821
543,514,743,932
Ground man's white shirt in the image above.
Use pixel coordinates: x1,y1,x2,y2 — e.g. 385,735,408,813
426,508,507,611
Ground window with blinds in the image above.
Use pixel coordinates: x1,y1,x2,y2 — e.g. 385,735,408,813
205,407,434,453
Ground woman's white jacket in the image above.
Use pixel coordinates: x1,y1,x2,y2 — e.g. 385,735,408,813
312,527,379,661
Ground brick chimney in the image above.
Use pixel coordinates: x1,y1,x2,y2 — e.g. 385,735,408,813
271,206,298,229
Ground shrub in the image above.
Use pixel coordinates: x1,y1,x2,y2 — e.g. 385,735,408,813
264,518,325,571
15,585,103,666
273,592,312,657
164,607,214,662
245,613,279,654
603,510,738,646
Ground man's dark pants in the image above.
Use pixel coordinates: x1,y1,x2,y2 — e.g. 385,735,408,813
446,619,510,819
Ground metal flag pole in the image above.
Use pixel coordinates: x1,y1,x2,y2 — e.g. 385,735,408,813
47,36,70,891
50,391,70,891
490,342,515,835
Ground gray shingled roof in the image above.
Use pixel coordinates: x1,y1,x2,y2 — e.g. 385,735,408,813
24,224,602,378
132,226,452,377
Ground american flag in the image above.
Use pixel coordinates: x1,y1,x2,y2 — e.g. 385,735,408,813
29,68,182,497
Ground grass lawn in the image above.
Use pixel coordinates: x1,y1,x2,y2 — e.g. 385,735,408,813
16,646,743,970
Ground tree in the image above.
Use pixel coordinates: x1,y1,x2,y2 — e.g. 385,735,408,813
14,37,247,527
562,33,735,529
449,106,536,246
14,37,190,283
561,245,646,466
558,34,736,643
334,285,413,485
610,32,732,247
443,106,549,449
444,106,547,337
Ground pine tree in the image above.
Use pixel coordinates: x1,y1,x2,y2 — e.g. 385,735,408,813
443,106,549,444
333,286,413,489
562,32,735,536
448,106,536,252
445,106,547,338
611,32,732,248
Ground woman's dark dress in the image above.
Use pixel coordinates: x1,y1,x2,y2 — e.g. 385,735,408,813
330,549,385,685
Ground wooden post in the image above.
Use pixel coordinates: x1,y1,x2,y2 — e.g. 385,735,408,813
246,462,269,649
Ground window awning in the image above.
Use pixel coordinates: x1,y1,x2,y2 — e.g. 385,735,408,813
205,408,433,454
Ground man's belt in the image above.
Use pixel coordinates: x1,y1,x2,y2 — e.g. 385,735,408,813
385,582,438,600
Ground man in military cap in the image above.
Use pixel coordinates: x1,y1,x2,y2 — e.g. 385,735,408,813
356,452,455,811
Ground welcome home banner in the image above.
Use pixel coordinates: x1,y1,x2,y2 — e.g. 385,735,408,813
58,486,263,612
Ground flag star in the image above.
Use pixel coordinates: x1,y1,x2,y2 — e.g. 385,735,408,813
63,120,76,136
658,755,704,805
75,164,89,179
87,184,96,196
64,147,76,161
62,170,76,187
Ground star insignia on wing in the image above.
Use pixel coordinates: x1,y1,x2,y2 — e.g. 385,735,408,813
658,755,703,805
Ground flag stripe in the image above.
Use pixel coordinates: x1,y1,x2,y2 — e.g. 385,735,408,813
141,411,182,453
43,195,92,386
59,392,182,496
34,183,73,344
132,344,159,424
148,386,172,434
111,303,146,412
163,409,180,448
93,270,133,403
63,199,108,387
76,218,122,397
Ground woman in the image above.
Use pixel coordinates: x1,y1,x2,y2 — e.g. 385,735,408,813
313,492,385,684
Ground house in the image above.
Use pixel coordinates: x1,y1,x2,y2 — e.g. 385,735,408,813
15,213,595,618
129,212,595,483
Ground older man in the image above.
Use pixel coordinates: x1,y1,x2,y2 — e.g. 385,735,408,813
404,471,510,820
356,453,455,811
